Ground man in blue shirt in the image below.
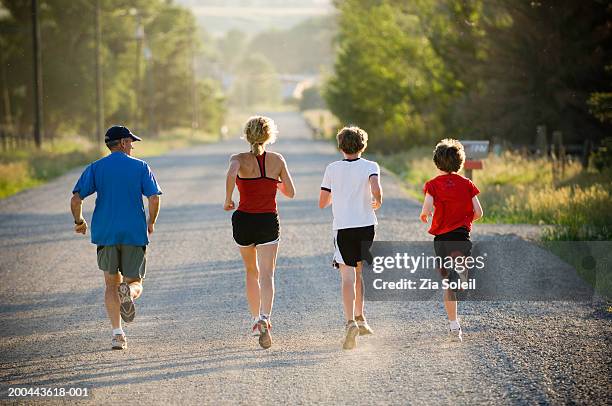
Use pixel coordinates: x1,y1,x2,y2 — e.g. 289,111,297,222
70,125,162,350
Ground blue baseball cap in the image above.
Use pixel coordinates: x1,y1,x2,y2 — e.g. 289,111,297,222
104,125,142,143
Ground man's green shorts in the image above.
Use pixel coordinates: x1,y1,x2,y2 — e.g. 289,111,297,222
97,245,147,279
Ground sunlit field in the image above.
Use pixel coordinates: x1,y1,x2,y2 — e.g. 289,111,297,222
377,149,612,241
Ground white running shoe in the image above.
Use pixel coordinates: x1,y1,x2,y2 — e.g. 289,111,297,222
449,327,463,342
250,317,260,336
111,334,127,350
356,319,374,336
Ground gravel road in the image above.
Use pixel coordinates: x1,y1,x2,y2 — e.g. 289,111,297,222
0,112,610,405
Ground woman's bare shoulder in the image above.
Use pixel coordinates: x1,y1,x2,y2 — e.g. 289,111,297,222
231,152,251,161
266,151,285,162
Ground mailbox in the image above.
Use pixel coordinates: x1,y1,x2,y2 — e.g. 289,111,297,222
461,140,489,180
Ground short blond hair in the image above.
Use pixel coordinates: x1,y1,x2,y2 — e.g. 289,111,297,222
336,126,368,154
433,138,465,173
243,116,278,155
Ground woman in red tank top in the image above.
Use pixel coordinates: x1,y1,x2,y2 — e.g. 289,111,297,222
223,116,296,349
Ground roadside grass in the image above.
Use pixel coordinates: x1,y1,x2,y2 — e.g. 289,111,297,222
0,128,218,199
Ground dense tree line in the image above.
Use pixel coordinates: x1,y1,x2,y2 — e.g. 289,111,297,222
324,0,612,152
0,0,225,143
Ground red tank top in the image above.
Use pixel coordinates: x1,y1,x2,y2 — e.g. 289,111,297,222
236,152,280,213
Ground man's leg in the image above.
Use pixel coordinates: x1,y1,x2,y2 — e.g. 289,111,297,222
256,243,278,317
104,271,122,330
339,264,356,322
239,246,260,318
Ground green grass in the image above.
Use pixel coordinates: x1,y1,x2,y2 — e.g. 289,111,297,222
0,128,219,199
376,149,612,241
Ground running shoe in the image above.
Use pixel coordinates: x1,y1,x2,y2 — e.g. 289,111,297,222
255,317,272,349
343,320,359,350
250,317,260,336
118,282,135,323
356,319,374,336
111,334,127,350
449,327,463,342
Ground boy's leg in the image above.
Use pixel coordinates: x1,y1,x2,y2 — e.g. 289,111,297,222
354,261,365,318
339,264,356,322
239,246,260,318
443,288,457,322
256,243,278,317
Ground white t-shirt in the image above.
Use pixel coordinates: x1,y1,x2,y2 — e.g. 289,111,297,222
321,157,380,230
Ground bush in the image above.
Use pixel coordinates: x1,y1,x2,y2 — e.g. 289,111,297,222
590,137,612,172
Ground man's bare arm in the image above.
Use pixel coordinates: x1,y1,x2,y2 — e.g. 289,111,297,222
71,193,87,234
147,194,161,234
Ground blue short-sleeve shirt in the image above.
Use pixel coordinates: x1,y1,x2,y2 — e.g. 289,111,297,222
72,151,162,246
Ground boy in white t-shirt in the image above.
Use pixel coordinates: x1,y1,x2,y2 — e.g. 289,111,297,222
319,126,383,350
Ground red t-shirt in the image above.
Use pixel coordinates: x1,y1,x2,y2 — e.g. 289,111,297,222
423,173,480,235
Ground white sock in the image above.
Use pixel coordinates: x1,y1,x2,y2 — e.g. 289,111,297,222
449,320,461,331
112,328,125,336
259,314,269,320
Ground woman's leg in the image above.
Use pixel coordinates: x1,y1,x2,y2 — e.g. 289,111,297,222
339,264,356,322
255,243,278,317
239,246,260,318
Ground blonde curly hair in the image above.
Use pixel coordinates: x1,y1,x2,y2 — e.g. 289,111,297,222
243,116,278,155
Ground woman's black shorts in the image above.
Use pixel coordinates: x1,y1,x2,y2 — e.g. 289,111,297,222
232,210,280,247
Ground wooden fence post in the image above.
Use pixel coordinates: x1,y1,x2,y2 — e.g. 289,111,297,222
536,125,547,157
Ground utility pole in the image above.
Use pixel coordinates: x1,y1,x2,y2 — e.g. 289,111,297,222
31,0,43,148
134,14,144,135
94,0,104,149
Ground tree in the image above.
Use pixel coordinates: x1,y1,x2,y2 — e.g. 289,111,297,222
324,0,612,152
0,0,226,142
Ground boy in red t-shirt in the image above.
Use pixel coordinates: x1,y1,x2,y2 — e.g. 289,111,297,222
420,139,483,342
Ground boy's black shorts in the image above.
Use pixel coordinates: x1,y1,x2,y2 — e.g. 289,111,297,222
434,226,472,258
434,226,472,290
333,225,376,268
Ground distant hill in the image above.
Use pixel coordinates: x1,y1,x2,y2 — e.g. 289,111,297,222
173,0,334,36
